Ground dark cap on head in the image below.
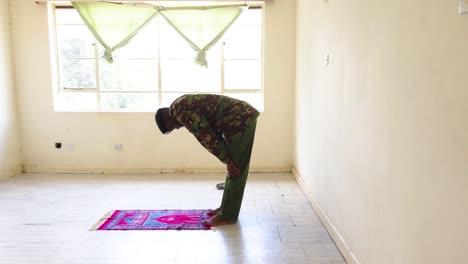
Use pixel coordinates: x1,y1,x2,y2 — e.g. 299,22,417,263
155,108,170,134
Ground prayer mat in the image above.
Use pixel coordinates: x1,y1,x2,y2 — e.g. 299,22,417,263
93,209,212,231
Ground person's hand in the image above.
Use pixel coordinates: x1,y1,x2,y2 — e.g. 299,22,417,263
227,159,241,177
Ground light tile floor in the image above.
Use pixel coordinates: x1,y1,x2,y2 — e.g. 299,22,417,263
0,172,346,264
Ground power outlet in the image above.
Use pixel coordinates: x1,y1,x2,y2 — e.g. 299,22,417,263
114,144,122,151
460,0,468,14
66,144,75,151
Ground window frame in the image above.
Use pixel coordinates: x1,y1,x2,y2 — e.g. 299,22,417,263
48,2,265,112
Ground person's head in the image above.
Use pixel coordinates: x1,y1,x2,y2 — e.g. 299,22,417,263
155,108,182,134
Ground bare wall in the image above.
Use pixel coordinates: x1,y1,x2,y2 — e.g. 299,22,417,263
10,0,295,173
0,0,22,179
294,0,468,263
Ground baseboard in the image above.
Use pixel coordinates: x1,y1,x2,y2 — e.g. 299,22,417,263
291,166,361,264
22,165,291,174
0,165,22,180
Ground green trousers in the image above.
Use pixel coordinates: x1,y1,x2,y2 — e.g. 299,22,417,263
218,120,257,222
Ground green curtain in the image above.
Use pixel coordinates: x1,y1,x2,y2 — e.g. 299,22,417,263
160,5,244,67
72,2,158,63
71,2,244,67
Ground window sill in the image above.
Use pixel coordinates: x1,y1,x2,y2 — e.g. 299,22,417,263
54,107,157,113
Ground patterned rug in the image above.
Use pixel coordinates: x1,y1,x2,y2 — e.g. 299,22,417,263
93,209,212,230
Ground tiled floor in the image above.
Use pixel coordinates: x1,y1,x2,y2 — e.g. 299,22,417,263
0,172,346,264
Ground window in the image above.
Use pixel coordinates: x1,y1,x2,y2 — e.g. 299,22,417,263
50,3,264,112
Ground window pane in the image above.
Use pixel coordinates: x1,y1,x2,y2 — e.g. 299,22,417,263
57,25,95,58
99,59,158,91
59,59,96,89
161,59,221,92
225,60,261,90
224,93,263,112
55,8,83,25
55,92,97,111
161,93,185,107
224,25,261,59
160,23,194,59
235,8,262,25
160,92,222,107
159,22,222,61
106,21,159,59
100,92,158,111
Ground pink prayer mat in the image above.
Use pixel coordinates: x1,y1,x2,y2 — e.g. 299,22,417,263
94,209,212,230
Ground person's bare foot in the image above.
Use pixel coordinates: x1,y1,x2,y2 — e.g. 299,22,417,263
207,208,221,216
201,215,235,226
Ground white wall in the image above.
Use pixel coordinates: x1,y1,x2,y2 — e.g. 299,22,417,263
294,0,468,263
0,0,22,179
10,0,295,173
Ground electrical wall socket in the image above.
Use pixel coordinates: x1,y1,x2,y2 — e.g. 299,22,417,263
460,0,468,14
66,144,74,151
114,144,122,151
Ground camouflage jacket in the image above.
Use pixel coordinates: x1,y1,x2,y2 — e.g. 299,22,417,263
169,94,260,163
